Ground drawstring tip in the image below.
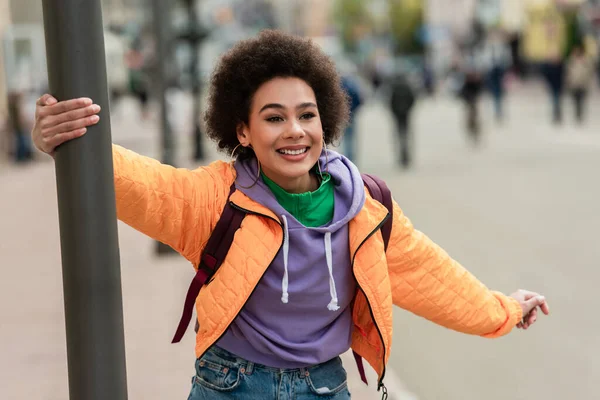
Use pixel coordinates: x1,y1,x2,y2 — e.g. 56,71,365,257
327,300,340,311
281,293,289,304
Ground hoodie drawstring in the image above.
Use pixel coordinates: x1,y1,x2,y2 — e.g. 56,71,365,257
280,216,339,311
281,215,290,304
324,232,340,311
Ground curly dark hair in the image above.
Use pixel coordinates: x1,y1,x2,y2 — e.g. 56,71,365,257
204,30,350,159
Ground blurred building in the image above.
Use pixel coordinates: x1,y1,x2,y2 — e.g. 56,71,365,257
0,0,11,115
2,0,46,94
502,0,527,34
425,0,476,74
269,0,333,36
102,0,147,26
7,0,43,24
300,0,335,37
426,0,477,41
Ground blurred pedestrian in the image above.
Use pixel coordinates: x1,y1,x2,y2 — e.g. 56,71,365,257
540,60,565,125
126,32,153,120
422,60,435,96
482,28,512,123
7,91,33,163
565,43,595,124
340,74,363,162
388,73,416,167
460,49,485,144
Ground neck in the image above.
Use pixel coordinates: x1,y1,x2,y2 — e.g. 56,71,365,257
262,169,319,194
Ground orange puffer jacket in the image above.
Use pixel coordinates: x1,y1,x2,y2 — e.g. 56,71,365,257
112,145,523,385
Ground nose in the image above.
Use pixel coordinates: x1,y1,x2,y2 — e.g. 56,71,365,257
283,119,305,140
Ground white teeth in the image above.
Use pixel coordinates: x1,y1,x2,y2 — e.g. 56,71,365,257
279,148,307,155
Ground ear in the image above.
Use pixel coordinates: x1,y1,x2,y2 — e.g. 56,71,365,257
236,122,250,146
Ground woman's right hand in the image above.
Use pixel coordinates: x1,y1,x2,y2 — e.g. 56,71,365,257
31,94,101,157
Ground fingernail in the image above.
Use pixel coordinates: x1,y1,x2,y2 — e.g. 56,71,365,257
91,115,99,123
92,105,101,112
46,97,56,105
537,296,545,302
83,98,92,105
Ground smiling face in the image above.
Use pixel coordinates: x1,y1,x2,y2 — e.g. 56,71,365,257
237,77,324,193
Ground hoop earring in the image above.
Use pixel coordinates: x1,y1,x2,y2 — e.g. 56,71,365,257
318,141,329,176
230,143,243,159
238,157,261,189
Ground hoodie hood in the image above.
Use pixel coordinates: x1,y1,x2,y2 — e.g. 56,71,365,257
234,149,365,233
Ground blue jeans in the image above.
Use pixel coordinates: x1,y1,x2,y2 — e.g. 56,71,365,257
187,346,351,399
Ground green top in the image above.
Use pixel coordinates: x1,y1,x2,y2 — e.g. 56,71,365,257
261,171,335,227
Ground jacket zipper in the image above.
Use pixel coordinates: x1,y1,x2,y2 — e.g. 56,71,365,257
351,212,391,392
197,201,284,361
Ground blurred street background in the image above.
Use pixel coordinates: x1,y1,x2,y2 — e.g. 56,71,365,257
1,0,599,399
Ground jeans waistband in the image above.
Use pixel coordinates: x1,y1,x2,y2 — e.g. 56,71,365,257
207,345,341,375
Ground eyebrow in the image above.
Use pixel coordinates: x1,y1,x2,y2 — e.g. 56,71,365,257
259,102,317,113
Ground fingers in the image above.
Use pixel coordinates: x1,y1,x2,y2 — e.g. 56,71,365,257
519,317,532,330
527,308,538,325
42,128,88,151
43,104,101,128
36,94,57,106
517,303,545,331
520,290,542,300
523,295,546,315
37,97,93,117
539,299,550,315
41,115,99,138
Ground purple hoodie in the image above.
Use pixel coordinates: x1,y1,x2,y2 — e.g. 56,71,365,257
216,150,366,368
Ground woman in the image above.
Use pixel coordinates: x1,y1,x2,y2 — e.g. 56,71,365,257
565,43,595,124
31,31,548,400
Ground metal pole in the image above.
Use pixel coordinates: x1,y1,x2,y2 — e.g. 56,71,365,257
151,0,179,255
41,1,128,399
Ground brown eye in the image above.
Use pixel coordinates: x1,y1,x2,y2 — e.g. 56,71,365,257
300,113,315,120
266,116,284,122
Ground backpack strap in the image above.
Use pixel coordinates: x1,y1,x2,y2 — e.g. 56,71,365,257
171,183,243,343
354,173,394,386
361,173,393,250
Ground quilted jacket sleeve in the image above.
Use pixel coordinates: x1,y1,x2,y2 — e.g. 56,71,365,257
112,144,229,265
386,200,523,338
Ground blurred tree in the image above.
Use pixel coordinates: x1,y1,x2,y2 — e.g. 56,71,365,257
333,0,373,53
388,0,424,55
